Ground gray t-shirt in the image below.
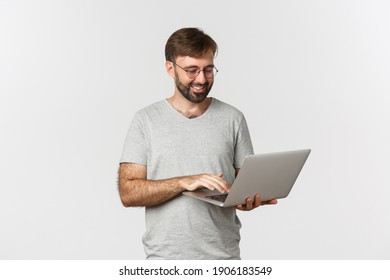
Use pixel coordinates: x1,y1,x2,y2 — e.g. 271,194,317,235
120,98,254,259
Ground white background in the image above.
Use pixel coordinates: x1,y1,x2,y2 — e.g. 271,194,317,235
1,0,389,260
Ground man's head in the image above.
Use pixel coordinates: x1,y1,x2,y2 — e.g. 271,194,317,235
165,28,218,103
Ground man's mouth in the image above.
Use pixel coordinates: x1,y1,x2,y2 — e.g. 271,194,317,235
190,83,207,93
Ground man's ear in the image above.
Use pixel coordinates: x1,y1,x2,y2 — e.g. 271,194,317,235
165,61,175,78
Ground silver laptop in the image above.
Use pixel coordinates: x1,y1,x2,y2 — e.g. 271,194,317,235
182,149,311,207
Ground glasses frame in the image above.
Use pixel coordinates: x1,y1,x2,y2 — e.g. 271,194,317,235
171,62,218,79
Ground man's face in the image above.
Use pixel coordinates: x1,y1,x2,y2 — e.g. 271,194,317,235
171,54,215,103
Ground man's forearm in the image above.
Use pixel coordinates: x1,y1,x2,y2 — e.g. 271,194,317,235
119,177,184,207
118,162,229,207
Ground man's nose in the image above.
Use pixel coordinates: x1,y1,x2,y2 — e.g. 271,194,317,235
195,70,207,84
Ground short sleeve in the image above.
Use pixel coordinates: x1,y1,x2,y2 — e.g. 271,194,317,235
120,112,148,165
234,115,254,168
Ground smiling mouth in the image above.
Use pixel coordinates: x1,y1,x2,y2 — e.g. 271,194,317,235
190,84,207,92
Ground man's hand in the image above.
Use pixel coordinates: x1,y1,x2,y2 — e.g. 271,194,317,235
180,173,230,194
236,194,278,211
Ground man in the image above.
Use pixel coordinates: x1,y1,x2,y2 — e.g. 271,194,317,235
118,27,277,260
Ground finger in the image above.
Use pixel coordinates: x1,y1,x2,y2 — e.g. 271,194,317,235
199,177,228,193
262,199,278,205
254,193,261,208
202,174,230,193
197,180,215,191
208,173,227,183
245,196,253,210
236,204,245,211
209,174,229,191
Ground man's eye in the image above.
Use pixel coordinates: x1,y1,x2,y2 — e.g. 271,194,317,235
204,67,214,73
187,68,199,74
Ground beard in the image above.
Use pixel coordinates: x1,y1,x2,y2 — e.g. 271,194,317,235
174,71,213,104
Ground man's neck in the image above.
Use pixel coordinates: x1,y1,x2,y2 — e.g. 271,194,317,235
167,94,212,119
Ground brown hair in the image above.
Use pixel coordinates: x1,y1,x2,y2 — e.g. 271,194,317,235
165,27,218,62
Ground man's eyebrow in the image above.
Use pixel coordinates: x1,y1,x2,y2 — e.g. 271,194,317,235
185,64,215,68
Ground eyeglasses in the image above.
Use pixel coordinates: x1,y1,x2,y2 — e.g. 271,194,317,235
171,62,218,79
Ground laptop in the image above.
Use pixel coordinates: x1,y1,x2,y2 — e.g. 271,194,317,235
182,149,311,207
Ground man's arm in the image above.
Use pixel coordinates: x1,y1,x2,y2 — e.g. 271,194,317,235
118,162,230,207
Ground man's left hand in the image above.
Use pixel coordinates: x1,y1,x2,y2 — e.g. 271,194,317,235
235,194,278,211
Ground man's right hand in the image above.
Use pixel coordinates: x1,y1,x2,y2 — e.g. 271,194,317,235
179,173,230,194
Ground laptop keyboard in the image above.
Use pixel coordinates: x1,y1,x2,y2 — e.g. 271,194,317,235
206,194,228,202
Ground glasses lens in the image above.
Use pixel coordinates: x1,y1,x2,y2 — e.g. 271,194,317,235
187,68,199,79
204,67,217,78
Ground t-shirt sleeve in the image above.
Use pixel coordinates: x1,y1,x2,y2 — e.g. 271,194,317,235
120,112,148,165
234,115,254,168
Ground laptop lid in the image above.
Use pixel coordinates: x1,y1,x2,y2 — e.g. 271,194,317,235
182,149,311,207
